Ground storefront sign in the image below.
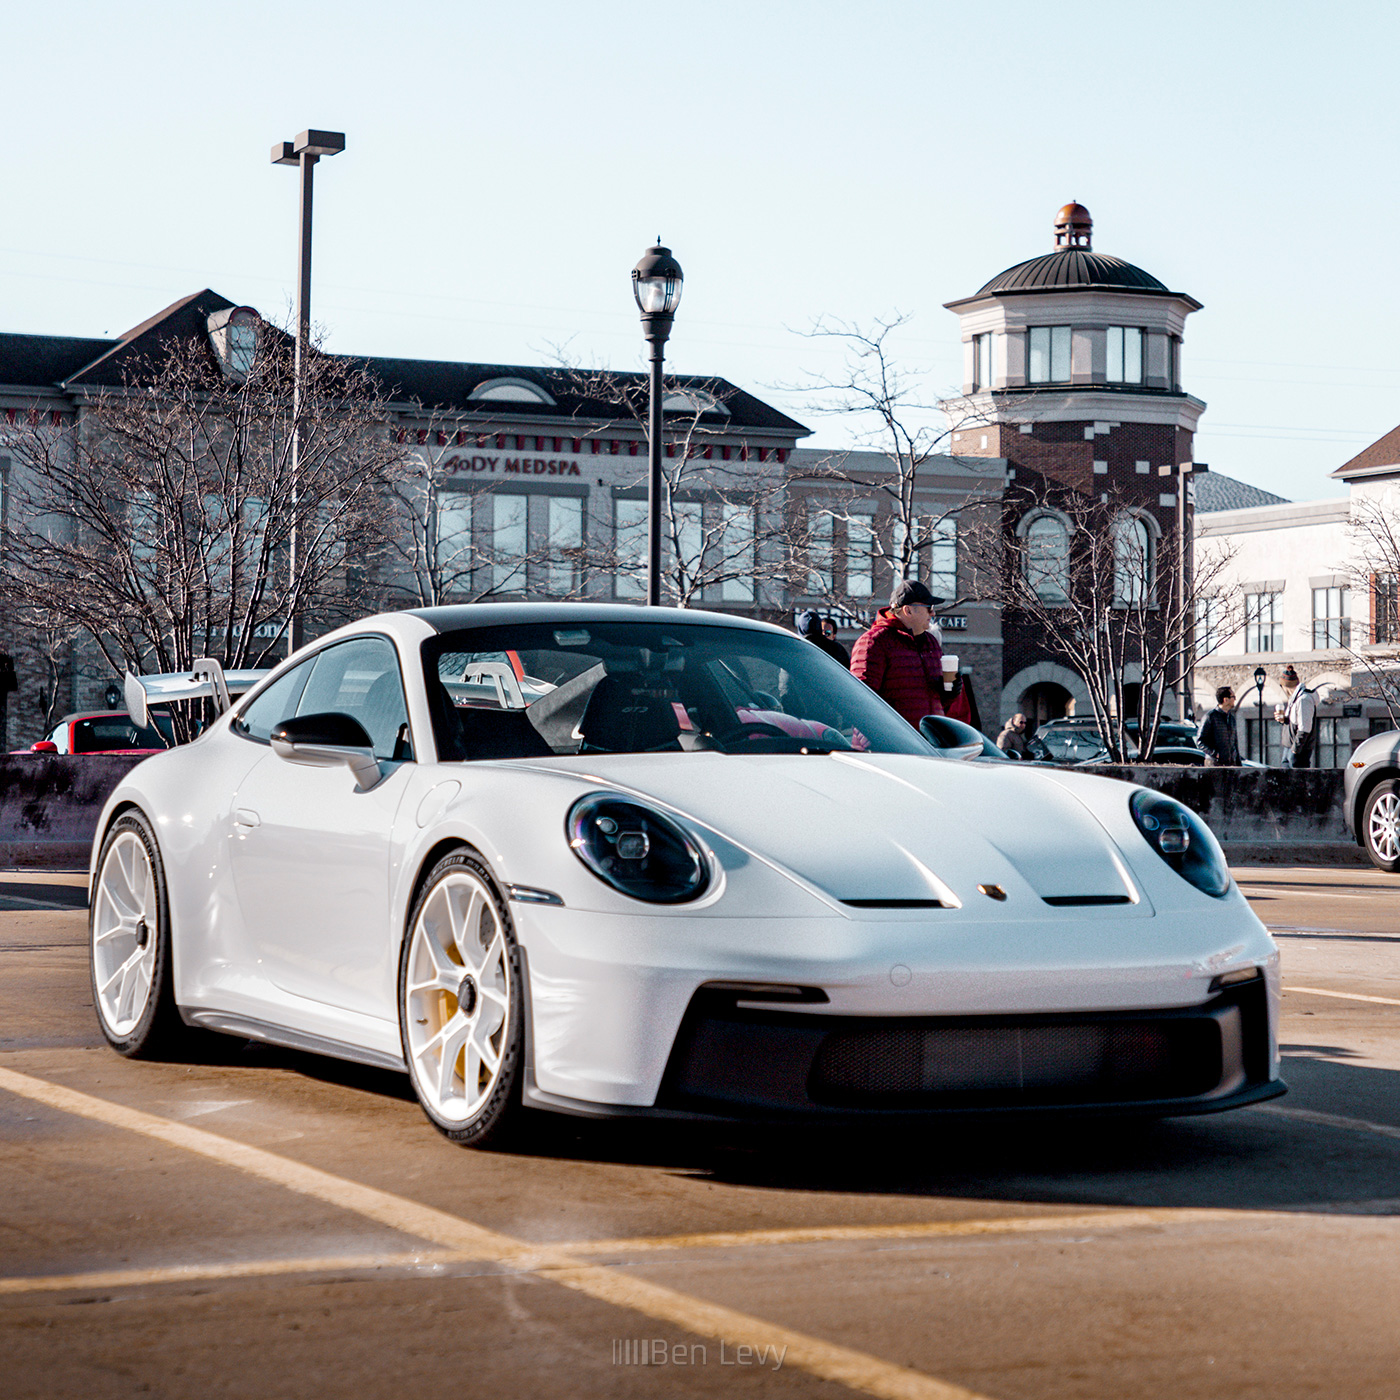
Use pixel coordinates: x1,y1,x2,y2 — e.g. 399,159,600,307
442,454,583,477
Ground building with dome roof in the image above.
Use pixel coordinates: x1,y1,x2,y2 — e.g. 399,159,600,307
943,203,1206,729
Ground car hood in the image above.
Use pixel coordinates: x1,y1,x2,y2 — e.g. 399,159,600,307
547,751,1143,912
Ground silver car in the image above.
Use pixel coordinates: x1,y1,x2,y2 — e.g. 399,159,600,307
1343,727,1400,871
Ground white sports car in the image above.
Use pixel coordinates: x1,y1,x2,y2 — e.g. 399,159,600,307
89,604,1284,1146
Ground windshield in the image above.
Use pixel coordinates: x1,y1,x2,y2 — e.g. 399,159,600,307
422,621,934,761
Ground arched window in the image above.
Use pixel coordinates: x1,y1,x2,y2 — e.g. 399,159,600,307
1112,514,1152,606
1024,514,1070,602
468,377,556,405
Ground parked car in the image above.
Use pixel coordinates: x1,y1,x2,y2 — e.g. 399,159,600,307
88,604,1282,1148
1343,727,1400,871
26,710,174,755
1028,717,1208,767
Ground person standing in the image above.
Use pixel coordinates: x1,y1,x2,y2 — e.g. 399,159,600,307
997,712,1031,759
820,616,851,668
1197,686,1240,766
849,580,945,728
1278,665,1316,768
795,610,850,668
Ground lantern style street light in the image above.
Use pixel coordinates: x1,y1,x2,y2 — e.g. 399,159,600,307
272,129,345,651
1253,664,1268,763
631,242,683,606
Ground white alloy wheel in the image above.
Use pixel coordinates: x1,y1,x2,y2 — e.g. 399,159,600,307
92,829,160,1038
403,865,514,1126
1364,781,1400,872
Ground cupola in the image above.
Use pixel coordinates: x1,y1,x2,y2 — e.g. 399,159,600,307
1053,202,1093,250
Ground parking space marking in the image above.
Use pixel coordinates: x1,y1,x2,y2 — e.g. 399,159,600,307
0,1249,480,1297
0,1066,991,1400
1287,985,1400,1008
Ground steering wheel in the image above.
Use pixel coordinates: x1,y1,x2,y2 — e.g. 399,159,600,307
711,720,790,749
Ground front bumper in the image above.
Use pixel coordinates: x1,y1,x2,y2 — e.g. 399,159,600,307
524,977,1281,1123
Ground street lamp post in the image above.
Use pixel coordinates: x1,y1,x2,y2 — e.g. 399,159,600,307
1253,665,1267,763
272,129,345,652
631,243,683,607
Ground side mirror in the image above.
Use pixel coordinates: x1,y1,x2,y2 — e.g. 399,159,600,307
270,712,381,791
30,740,58,753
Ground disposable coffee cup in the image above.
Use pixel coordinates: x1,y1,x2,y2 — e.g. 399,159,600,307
942,653,959,680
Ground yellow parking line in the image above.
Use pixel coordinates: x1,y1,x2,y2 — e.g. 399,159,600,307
0,1249,478,1297
1288,985,1400,1008
563,1208,1270,1257
0,1066,989,1400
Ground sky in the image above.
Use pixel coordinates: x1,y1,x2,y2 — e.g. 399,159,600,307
3,0,1397,503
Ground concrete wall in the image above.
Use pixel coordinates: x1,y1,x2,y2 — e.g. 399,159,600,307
1092,764,1358,864
0,754,148,871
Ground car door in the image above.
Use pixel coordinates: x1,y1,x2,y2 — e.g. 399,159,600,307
225,635,416,1021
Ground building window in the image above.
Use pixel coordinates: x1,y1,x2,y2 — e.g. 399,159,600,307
973,333,993,391
928,516,957,600
614,498,646,598
1314,716,1349,770
1244,717,1284,766
1312,586,1349,649
718,503,755,603
808,510,833,594
1025,514,1070,602
1112,515,1152,606
846,510,875,598
1106,326,1143,384
1028,326,1071,384
1167,334,1181,391
546,496,583,596
1194,595,1226,659
491,493,528,592
1374,574,1399,644
435,491,472,588
1245,591,1283,652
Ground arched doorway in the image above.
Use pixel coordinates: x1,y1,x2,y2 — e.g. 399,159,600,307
1019,681,1072,735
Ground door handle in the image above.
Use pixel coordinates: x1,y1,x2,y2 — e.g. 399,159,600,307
233,808,261,829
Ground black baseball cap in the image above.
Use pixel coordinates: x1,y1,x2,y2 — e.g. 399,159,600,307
890,578,939,609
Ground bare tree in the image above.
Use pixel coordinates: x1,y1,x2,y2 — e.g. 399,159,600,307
0,328,409,736
972,481,1240,761
1344,490,1400,724
380,412,586,608
549,362,791,609
782,315,1003,613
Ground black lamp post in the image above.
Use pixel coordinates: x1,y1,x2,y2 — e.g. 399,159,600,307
1253,665,1267,763
272,129,345,651
631,242,684,607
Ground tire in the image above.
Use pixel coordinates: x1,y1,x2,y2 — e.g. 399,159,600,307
90,810,189,1058
399,849,525,1147
1362,779,1400,873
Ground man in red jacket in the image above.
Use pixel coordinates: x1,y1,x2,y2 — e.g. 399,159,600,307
850,579,945,729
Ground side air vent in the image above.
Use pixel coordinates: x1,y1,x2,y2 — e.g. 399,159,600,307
841,899,945,909
1042,895,1133,907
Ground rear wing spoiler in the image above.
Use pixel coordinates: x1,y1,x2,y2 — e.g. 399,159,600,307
123,658,271,730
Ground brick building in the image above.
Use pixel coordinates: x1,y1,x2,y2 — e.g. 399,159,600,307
941,203,1206,727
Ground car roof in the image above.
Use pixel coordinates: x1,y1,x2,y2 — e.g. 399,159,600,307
403,602,792,637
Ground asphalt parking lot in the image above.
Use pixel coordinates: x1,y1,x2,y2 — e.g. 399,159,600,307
1,864,1398,1400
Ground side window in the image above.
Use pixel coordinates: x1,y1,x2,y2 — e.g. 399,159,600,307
233,660,315,743
297,636,412,762
51,723,70,754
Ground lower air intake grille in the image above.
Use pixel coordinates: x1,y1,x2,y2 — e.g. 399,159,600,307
811,1018,1221,1106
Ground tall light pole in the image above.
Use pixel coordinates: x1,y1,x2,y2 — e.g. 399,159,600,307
272,128,345,651
1253,665,1267,763
631,242,683,607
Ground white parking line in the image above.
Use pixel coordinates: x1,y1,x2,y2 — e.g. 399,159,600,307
1256,1105,1400,1143
1287,985,1400,1008
0,1065,990,1400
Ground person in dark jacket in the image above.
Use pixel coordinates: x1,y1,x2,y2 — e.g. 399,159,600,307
1197,686,1240,766
820,617,851,668
795,610,849,668
849,580,945,728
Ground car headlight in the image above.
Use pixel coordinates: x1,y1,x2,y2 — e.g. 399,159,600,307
1129,790,1231,898
567,794,709,903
